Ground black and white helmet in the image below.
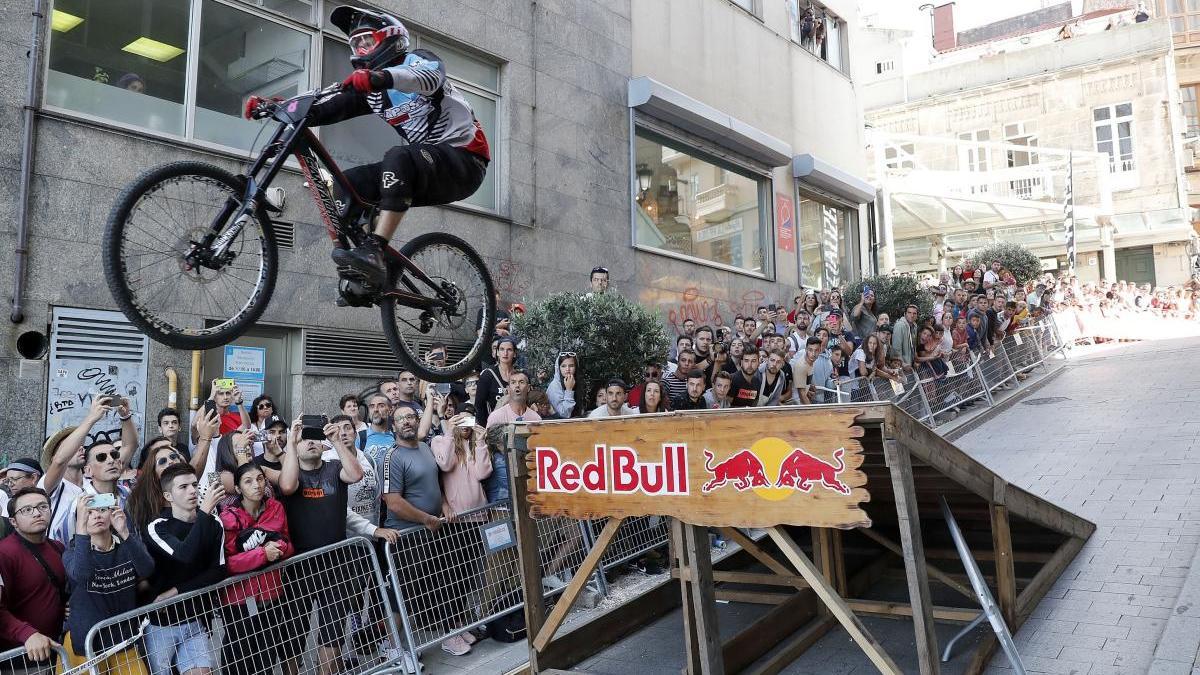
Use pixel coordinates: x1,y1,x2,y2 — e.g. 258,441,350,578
330,5,411,71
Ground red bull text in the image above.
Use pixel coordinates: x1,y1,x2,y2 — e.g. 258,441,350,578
535,444,690,496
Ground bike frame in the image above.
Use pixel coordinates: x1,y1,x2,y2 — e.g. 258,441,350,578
207,86,451,312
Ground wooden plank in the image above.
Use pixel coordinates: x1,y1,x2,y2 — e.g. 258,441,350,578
721,551,891,674
858,527,977,601
675,519,703,674
885,440,941,675
846,599,981,624
531,517,624,652
714,589,794,605
682,523,725,674
991,504,1018,628
507,439,548,673
524,409,871,529
677,570,809,588
743,615,838,675
717,528,802,584
768,526,903,675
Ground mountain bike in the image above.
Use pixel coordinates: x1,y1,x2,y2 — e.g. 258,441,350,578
102,83,495,382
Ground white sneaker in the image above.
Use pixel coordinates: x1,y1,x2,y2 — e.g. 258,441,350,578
383,646,420,674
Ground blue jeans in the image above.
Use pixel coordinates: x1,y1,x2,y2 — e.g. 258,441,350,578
144,621,213,675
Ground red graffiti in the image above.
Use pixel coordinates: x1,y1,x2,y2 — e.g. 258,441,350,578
729,289,766,320
667,287,725,333
495,259,530,299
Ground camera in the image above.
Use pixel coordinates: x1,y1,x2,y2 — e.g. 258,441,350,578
300,414,329,440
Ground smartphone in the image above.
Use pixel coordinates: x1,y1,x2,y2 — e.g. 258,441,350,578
433,382,452,395
455,416,476,429
216,378,236,390
768,304,778,312
91,493,116,510
300,414,329,441
203,399,218,416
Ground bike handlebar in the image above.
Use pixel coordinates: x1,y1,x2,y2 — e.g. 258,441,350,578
250,83,344,120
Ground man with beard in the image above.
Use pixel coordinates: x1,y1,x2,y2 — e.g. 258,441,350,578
671,370,708,411
729,351,762,407
483,371,541,503
758,350,791,406
41,395,138,543
393,370,423,418
278,416,363,673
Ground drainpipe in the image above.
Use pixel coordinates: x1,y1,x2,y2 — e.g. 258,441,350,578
165,367,179,411
189,351,202,412
10,0,48,324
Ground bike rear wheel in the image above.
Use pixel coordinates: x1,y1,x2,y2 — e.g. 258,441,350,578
103,161,278,350
380,232,496,382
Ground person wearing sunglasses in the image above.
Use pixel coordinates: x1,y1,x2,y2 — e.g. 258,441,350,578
247,395,279,458
127,437,188,534
52,440,133,543
545,352,582,419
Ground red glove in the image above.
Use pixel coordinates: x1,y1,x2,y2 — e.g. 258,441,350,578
243,95,280,120
342,69,390,93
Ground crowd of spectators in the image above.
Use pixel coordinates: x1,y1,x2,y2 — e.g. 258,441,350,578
1,262,1194,672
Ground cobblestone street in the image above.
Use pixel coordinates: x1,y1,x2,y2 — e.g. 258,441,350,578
957,338,1200,674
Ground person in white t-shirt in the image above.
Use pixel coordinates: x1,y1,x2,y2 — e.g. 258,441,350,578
587,380,638,418
38,394,139,543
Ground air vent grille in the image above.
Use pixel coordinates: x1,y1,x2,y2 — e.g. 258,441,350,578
51,309,148,364
303,329,479,378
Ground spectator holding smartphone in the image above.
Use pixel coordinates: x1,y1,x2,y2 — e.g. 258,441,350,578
143,464,226,675
194,380,250,441
62,495,154,674
41,394,139,543
53,434,134,543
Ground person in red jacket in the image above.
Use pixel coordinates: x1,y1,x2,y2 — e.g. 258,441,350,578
0,487,66,662
218,463,293,675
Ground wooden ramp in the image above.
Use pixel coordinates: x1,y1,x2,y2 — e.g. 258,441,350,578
505,403,1095,675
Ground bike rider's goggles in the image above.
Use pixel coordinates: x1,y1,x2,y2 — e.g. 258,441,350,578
350,30,379,57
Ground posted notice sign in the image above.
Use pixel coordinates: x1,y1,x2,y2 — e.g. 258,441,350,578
523,408,870,529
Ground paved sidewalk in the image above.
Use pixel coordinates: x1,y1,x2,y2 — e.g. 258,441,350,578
956,337,1200,674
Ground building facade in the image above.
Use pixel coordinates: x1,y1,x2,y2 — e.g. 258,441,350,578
0,0,870,451
862,3,1195,286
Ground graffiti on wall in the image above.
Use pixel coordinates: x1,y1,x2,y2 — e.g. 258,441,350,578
46,361,146,445
652,286,780,335
495,258,531,301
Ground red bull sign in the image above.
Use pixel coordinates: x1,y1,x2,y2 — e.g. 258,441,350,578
524,408,870,529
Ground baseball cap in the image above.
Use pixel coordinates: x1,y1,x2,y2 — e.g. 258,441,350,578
6,458,43,476
877,324,894,334
264,415,287,430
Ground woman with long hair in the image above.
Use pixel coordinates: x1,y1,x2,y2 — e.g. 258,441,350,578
219,463,293,675
126,437,186,533
723,338,745,374
247,394,278,456
803,293,819,316
952,264,965,283
431,412,492,656
638,379,671,414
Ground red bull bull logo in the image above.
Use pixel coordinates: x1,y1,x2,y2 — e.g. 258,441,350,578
701,439,851,499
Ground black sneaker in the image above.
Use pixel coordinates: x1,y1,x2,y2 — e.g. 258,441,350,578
332,238,388,287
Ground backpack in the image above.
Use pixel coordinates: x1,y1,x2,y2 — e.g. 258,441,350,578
486,590,527,643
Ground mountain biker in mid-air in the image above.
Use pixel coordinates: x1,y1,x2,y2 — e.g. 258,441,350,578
246,5,491,288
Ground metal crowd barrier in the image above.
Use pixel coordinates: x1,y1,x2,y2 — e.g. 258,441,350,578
813,318,1068,428
83,536,404,675
0,644,68,675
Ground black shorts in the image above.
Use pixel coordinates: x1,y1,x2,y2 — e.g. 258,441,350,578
340,143,488,212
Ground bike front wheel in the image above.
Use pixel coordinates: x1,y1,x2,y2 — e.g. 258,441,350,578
380,232,496,382
103,161,278,350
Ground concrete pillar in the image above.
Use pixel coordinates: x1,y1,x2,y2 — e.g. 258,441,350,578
1100,224,1116,283
879,187,897,273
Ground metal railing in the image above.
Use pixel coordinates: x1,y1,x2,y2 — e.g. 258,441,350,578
818,318,1068,428
0,644,68,674
82,536,404,675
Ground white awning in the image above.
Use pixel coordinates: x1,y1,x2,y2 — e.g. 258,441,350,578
792,154,876,205
628,76,792,168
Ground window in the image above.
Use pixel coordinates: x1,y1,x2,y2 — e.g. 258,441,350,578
787,0,849,75
44,0,502,212
797,194,857,289
875,60,894,75
1093,103,1135,173
634,130,772,276
884,143,915,170
729,0,761,17
1159,0,1200,44
1181,85,1200,136
958,130,990,194
1004,122,1040,199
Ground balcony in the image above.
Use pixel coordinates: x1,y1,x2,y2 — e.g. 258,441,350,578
694,183,741,220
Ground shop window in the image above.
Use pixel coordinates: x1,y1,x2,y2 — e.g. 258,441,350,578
634,130,772,276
